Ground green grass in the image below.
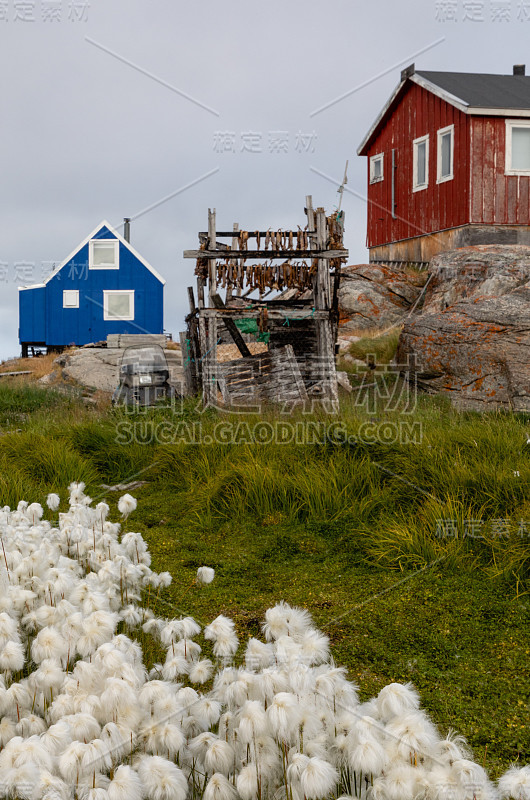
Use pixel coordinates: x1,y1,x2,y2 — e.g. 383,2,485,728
0,382,74,427
346,329,401,365
0,382,529,774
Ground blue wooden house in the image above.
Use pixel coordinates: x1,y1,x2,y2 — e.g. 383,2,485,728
18,221,165,356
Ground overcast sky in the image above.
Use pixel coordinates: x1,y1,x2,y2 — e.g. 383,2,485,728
1,0,528,360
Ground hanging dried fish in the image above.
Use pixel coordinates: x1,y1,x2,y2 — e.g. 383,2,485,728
295,226,300,250
255,230,260,250
265,228,271,250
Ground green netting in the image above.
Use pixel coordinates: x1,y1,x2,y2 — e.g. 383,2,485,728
234,319,259,335
235,319,270,344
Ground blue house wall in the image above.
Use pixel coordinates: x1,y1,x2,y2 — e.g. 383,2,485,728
19,223,164,349
19,286,46,343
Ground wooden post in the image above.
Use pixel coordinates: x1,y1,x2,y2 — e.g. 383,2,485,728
187,286,197,315
314,207,338,411
211,293,251,357
208,208,217,299
205,208,218,406
305,195,315,233
315,208,327,311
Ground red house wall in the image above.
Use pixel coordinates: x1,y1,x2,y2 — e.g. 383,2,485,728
470,116,530,224
365,82,470,249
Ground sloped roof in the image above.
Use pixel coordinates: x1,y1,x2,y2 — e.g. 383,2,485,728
19,220,166,290
417,70,530,109
357,68,530,155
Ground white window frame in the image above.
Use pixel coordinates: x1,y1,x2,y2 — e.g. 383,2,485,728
369,152,384,184
89,239,119,270
436,124,454,184
103,290,135,321
63,290,79,309
413,134,429,192
505,119,530,176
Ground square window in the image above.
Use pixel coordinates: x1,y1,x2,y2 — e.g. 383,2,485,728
89,239,119,269
63,290,79,308
103,290,134,321
370,152,384,183
413,135,429,191
506,121,530,174
437,125,454,183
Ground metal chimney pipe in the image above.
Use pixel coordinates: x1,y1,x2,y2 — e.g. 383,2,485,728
124,218,131,243
513,64,526,75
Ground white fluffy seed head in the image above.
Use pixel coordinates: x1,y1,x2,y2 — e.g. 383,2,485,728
137,755,188,800
196,566,215,585
117,494,137,519
236,764,259,800
376,682,420,722
203,773,239,800
107,764,143,800
300,757,339,799
46,494,60,511
498,767,530,800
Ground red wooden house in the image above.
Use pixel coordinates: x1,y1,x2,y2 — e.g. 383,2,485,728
357,64,530,265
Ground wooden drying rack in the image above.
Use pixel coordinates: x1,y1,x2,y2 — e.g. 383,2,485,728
181,196,348,408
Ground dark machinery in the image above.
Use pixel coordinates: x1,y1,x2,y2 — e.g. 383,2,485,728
112,345,173,406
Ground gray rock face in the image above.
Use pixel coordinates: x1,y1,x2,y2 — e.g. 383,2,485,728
338,264,424,332
423,244,530,313
398,247,530,411
55,347,184,394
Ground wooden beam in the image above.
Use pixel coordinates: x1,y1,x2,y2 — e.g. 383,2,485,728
199,230,313,238
207,208,217,298
187,286,197,315
183,249,348,259
210,293,252,357
200,308,330,320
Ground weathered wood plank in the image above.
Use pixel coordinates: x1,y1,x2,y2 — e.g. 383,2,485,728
216,344,308,407
200,308,330,320
183,249,348,259
210,293,252,357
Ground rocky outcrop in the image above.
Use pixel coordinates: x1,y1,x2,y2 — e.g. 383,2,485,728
52,347,184,394
423,244,530,313
338,263,426,332
398,247,530,411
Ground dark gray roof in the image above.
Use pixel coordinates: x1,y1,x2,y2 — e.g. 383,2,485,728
417,70,530,109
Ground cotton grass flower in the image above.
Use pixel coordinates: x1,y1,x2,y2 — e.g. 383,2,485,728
46,494,60,512
0,485,525,800
189,658,214,685
137,755,188,800
236,763,260,800
299,757,339,799
196,566,215,585
117,494,137,520
498,766,530,800
376,682,420,722
107,764,143,800
203,772,239,800
267,692,301,742
0,639,25,671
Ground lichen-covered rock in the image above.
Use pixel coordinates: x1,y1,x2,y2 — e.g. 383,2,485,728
423,244,530,313
338,264,425,332
398,281,530,411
